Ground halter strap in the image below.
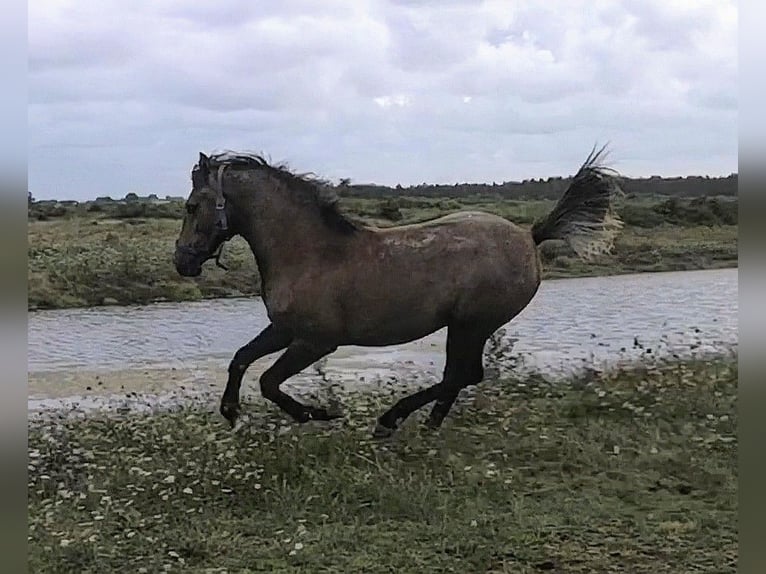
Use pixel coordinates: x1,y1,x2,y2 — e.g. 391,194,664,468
211,164,228,231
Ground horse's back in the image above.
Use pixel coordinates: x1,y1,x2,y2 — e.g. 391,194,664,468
379,210,517,233
332,210,542,341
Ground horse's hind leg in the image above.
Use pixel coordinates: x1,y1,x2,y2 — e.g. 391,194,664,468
220,324,292,426
373,380,446,437
373,324,487,437
426,329,487,429
258,340,342,423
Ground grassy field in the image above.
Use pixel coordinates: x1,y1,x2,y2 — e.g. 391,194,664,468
28,356,737,573
27,195,738,310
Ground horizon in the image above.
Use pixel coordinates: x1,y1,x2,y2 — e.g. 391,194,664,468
30,169,739,203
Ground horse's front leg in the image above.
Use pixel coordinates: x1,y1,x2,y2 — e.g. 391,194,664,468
220,324,292,426
258,340,341,423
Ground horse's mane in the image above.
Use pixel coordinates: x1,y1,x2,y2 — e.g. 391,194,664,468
198,151,360,235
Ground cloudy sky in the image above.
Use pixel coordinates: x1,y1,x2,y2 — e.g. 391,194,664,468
28,0,737,200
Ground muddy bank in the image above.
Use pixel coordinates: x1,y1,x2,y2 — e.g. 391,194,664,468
27,341,445,419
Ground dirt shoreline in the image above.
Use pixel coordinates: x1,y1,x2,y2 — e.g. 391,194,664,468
27,337,447,420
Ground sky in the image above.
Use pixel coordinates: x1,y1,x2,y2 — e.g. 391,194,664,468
28,0,738,201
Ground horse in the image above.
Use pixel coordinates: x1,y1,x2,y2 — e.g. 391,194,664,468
173,146,622,437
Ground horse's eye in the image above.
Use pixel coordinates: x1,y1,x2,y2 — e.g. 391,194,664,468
186,203,198,215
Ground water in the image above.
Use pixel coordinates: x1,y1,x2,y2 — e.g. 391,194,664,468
28,268,738,381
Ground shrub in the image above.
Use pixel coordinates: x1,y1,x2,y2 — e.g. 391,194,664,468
653,197,738,227
378,199,403,221
619,204,665,228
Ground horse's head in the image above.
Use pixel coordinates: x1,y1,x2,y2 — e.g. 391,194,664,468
173,152,233,277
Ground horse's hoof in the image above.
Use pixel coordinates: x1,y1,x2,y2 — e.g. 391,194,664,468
220,402,240,427
372,421,396,439
309,407,343,421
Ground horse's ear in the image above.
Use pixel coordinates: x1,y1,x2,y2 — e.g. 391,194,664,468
197,152,210,177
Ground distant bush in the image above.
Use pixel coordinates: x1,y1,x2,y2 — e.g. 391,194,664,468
28,204,73,220
653,197,737,227
704,197,738,225
378,199,403,221
114,202,184,220
618,204,666,228
114,203,146,219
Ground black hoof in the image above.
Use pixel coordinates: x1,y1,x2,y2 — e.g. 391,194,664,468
372,421,396,439
308,406,344,421
220,402,240,427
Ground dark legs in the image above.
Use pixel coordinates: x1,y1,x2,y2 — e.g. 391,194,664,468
222,330,341,426
258,340,341,423
374,381,446,436
425,346,483,429
374,325,488,437
220,322,490,434
220,324,292,425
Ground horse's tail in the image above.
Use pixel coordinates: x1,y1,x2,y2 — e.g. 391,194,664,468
530,144,624,260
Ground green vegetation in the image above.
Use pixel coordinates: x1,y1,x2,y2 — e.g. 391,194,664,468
28,218,258,310
28,193,738,310
28,356,738,572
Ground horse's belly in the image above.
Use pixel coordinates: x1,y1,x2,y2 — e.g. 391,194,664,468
346,323,443,347
342,298,449,346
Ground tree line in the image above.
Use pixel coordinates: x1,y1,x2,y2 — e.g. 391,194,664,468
338,173,738,200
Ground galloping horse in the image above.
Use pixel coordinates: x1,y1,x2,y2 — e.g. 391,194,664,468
173,147,622,436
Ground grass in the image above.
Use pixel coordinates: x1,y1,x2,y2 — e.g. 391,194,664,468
538,225,738,279
28,356,737,573
28,218,258,309
27,195,738,310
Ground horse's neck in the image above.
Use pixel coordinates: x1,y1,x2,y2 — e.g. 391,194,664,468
240,203,340,285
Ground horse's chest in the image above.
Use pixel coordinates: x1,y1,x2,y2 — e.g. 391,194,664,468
262,282,331,331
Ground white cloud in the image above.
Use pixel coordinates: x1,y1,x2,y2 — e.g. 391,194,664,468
28,0,737,199
374,95,413,108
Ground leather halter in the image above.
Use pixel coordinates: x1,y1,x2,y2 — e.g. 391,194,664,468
174,163,231,269
211,164,228,231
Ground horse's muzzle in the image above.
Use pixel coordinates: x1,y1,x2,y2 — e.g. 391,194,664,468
174,245,204,277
